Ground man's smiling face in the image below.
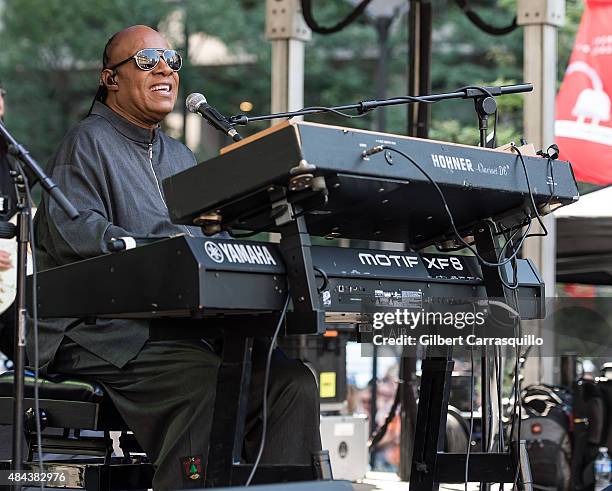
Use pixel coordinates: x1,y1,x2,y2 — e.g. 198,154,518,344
103,26,179,128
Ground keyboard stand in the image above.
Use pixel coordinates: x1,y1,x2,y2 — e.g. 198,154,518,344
204,319,322,487
409,220,534,491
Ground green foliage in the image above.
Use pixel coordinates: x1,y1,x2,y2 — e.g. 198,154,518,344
0,0,173,159
0,0,585,166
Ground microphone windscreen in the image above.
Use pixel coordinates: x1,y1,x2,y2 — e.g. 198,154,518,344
186,93,207,113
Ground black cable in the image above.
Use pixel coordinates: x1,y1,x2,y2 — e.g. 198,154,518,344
313,266,329,294
511,144,548,239
496,346,505,452
245,292,291,487
229,226,275,239
434,215,526,254
380,146,531,269
455,0,518,36
358,95,438,112
231,86,476,127
511,289,523,490
15,161,44,488
497,222,530,291
228,205,289,238
515,309,524,490
368,379,401,450
496,346,505,491
298,105,369,119
229,198,325,238
465,320,476,490
295,96,437,120
300,0,373,35
546,156,556,205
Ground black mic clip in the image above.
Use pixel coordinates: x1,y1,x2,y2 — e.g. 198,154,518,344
229,114,249,126
536,144,560,160
357,100,378,114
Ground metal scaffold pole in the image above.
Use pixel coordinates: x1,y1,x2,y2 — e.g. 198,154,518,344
517,0,565,385
266,0,311,121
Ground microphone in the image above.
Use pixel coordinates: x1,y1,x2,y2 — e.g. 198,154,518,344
186,93,242,142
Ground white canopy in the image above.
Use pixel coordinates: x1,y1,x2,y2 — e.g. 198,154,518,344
554,185,612,218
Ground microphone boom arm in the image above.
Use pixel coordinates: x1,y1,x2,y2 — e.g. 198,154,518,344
228,83,533,126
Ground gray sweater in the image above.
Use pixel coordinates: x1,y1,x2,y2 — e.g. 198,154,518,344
31,101,203,371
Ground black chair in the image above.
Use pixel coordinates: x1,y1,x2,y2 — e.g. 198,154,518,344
0,370,153,490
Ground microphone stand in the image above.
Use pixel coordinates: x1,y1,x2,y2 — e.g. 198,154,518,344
227,82,533,489
0,120,78,487
228,83,533,136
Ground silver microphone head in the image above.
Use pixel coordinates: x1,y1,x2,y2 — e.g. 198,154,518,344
186,93,207,113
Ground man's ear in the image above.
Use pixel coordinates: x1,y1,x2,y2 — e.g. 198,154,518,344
101,69,119,91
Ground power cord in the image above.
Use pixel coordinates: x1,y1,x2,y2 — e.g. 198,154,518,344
497,223,528,291
296,105,369,120
313,266,329,294
15,160,45,489
465,314,476,490
300,0,372,35
455,0,518,36
228,205,289,238
378,146,532,269
511,289,523,490
510,144,549,239
245,292,291,486
294,95,437,120
368,378,401,450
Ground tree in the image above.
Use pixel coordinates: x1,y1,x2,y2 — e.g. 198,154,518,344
0,0,584,167
0,0,174,161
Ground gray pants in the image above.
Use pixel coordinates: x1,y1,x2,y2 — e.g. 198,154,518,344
51,338,322,491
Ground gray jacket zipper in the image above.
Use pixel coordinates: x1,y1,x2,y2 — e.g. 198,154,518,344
147,143,192,236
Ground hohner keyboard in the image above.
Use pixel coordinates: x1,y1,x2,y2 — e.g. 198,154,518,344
34,236,544,326
163,121,578,247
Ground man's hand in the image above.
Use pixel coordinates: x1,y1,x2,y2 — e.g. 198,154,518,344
0,250,13,272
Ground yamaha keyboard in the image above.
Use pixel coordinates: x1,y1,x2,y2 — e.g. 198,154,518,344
163,121,578,248
34,236,544,325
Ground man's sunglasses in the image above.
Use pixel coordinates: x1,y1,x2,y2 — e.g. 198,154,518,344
107,48,182,72
0,88,6,97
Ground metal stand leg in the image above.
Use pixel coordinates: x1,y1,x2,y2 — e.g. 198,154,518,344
409,351,454,491
399,354,418,481
277,211,325,335
205,332,253,487
204,320,318,488
481,347,491,491
409,220,524,490
519,440,533,491
11,180,31,491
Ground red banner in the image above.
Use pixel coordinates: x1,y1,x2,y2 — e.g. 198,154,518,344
555,0,612,184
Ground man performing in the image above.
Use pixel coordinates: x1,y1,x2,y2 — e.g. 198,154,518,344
32,25,321,490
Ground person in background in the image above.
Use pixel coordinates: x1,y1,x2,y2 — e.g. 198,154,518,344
0,81,16,268
0,82,17,361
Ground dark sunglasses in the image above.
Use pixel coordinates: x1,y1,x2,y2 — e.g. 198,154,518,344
0,88,6,97
107,48,182,72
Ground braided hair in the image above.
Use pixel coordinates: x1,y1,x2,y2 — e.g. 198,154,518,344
87,32,119,115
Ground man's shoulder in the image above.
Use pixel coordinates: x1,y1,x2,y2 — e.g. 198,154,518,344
56,114,115,153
